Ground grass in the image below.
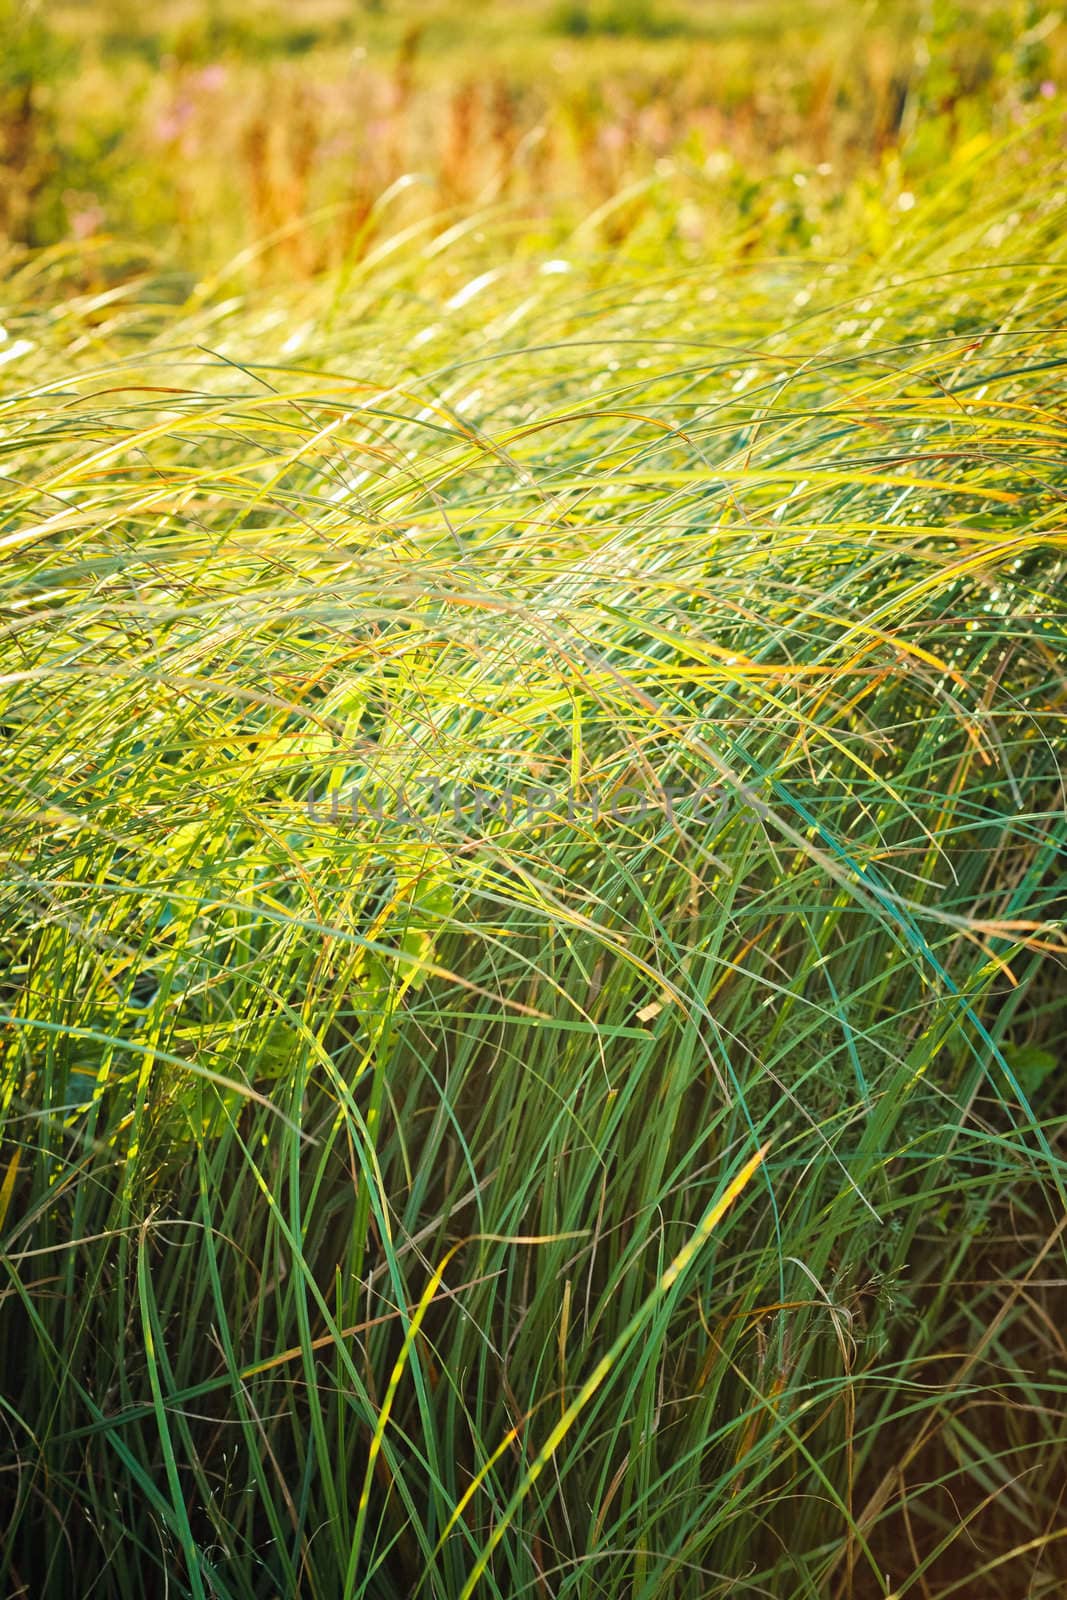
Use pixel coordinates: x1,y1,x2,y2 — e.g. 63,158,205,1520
1,24,1067,1600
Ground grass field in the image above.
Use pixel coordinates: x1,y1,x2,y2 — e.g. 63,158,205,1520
1,4,1066,1598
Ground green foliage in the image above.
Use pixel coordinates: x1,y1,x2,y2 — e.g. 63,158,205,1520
0,0,63,90
0,0,67,243
550,0,686,37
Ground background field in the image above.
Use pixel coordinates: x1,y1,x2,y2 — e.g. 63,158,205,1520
1,4,1065,1599
4,1,1066,271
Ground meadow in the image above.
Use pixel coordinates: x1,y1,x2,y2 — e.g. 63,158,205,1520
1,3,1066,1597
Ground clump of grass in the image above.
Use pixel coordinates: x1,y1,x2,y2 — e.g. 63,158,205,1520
1,120,1065,1598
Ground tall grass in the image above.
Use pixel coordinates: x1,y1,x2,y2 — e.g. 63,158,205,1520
1,118,1066,1597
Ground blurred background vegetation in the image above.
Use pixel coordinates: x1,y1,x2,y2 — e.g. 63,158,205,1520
1,0,1063,276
